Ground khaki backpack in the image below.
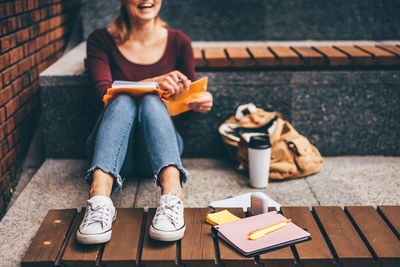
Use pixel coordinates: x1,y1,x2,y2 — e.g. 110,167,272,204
219,106,323,180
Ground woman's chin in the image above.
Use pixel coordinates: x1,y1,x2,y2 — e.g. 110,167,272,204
135,13,157,22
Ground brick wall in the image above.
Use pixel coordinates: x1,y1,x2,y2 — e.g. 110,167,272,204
0,0,80,218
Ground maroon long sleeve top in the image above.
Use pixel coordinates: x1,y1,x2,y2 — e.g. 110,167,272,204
86,28,196,102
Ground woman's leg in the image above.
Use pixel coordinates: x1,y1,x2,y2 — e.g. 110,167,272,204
137,95,189,193
136,94,188,241
77,94,137,245
86,94,138,196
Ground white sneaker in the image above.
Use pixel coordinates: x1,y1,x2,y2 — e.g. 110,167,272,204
76,195,116,244
150,189,185,241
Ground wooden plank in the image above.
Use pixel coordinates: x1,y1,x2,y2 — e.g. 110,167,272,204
258,236,297,267
269,46,302,66
225,47,255,67
280,207,336,267
376,45,400,57
203,47,231,67
61,208,103,267
313,206,377,267
214,208,256,267
22,209,77,267
193,47,207,67
355,45,399,65
378,205,400,239
345,206,400,267
180,208,219,267
101,208,144,267
140,208,177,267
334,46,375,65
312,46,350,66
291,46,326,66
247,46,278,67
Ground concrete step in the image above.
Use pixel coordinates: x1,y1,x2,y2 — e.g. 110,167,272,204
1,157,399,267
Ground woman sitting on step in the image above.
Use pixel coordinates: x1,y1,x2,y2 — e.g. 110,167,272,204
76,0,213,244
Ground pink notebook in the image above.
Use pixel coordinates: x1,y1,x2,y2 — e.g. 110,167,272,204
212,211,311,257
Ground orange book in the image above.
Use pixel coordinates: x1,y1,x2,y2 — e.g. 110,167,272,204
103,77,208,116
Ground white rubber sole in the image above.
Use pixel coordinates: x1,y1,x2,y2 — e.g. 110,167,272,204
76,210,117,244
149,224,186,241
76,229,112,244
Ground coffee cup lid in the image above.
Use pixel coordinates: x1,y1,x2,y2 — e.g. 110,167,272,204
249,135,271,149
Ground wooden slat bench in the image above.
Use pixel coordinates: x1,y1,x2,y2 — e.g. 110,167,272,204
194,44,400,69
22,206,400,267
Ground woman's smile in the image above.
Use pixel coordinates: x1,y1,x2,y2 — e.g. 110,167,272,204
137,2,154,9
126,0,161,21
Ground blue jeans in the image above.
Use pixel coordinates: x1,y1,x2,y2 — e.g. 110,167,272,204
85,94,189,194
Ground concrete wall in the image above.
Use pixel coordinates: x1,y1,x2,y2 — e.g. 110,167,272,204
39,70,400,159
82,0,400,41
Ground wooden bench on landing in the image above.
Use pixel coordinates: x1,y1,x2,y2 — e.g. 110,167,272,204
22,206,400,267
193,44,400,69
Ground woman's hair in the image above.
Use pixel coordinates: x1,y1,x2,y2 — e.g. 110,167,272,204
109,2,168,45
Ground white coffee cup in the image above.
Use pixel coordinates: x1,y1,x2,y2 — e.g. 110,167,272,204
248,134,271,188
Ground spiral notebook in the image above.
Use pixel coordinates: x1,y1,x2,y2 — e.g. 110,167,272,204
212,211,311,257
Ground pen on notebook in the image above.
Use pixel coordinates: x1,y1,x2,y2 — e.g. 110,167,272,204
248,219,292,240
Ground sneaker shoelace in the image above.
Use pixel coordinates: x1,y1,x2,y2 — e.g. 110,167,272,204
82,200,112,230
154,192,182,227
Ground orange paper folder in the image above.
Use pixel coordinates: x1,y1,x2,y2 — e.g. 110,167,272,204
211,211,311,257
103,77,208,116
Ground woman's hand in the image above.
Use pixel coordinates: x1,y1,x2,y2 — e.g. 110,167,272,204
187,92,213,113
153,70,191,96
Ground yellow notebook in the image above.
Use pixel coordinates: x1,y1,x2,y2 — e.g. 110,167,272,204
103,77,208,116
206,209,241,226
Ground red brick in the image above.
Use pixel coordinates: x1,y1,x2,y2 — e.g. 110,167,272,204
4,117,15,135
19,86,32,104
12,126,22,145
6,134,13,151
53,3,62,15
0,140,8,159
9,46,24,65
0,86,13,106
0,125,5,141
17,13,30,28
3,65,20,86
5,96,20,117
32,10,41,22
18,56,34,73
10,76,23,96
15,28,31,44
0,34,17,53
14,1,23,14
0,2,14,17
0,53,10,71
7,17,17,33
37,61,48,73
0,20,7,35
0,108,5,122
14,104,28,126
1,149,16,172
38,20,50,34
40,8,47,20
25,0,37,11
29,69,39,84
